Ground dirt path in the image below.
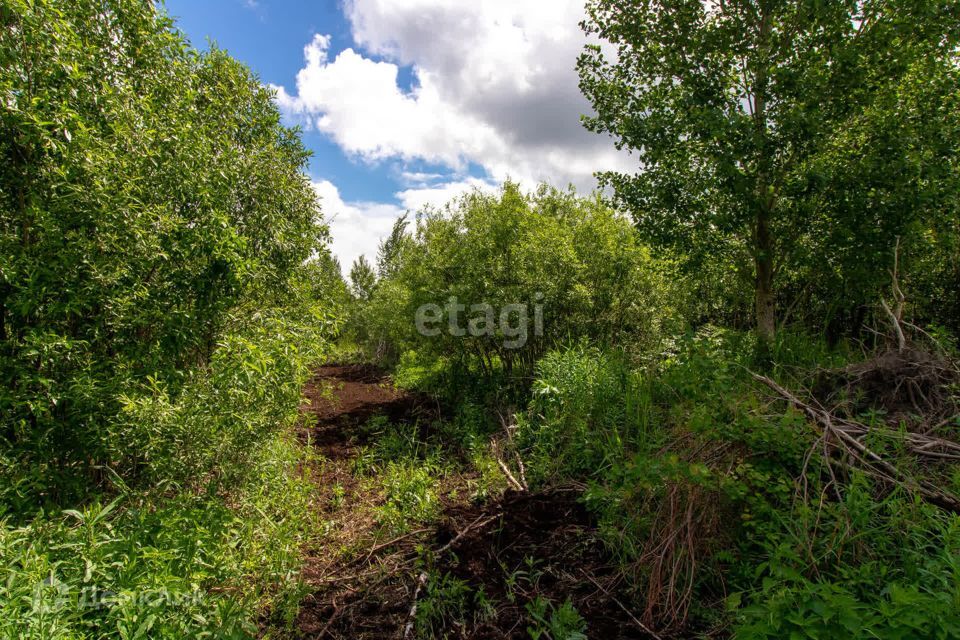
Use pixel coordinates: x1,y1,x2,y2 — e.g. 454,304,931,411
291,364,654,639
295,364,441,638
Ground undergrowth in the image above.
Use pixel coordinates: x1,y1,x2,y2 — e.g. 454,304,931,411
1,312,331,638
390,326,960,637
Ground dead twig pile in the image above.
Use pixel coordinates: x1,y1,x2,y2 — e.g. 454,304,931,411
822,238,960,432
751,372,960,514
767,240,960,512
815,347,960,432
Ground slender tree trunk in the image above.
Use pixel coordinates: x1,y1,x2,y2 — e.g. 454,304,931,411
754,210,775,342
752,6,776,343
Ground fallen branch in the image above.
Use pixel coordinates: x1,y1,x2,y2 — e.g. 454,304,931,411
751,372,960,514
316,598,344,640
358,528,431,566
400,512,503,639
491,431,528,492
402,571,428,639
499,411,529,489
495,453,527,492
435,512,503,556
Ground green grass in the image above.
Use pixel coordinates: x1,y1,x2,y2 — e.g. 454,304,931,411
0,434,315,639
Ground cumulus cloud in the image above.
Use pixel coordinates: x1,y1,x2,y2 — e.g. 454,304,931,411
278,1,633,269
315,177,502,275
396,177,498,213
275,0,632,190
312,180,403,275
274,36,501,171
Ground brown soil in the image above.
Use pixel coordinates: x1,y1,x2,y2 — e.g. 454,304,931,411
432,490,651,639
814,347,960,431
290,364,657,639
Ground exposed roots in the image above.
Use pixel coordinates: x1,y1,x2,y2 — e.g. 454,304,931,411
815,346,960,432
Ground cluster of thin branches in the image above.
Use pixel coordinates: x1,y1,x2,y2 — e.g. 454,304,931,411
752,372,960,514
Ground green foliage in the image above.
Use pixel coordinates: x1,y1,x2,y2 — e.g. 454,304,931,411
349,182,678,383
525,596,587,640
513,328,960,636
0,300,329,636
579,0,960,336
351,417,447,534
112,309,331,489
0,2,340,637
414,571,495,639
0,0,326,500
0,434,315,639
734,484,960,639
2,0,958,637
299,252,352,317
518,346,654,484
349,255,377,302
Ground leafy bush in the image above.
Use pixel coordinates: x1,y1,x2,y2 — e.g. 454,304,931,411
735,483,960,639
0,0,323,502
374,461,441,534
0,2,339,636
518,346,652,484
511,328,960,636
347,183,679,382
112,310,331,490
0,304,329,636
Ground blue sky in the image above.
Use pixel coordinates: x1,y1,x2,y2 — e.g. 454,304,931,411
160,0,630,270
163,0,400,203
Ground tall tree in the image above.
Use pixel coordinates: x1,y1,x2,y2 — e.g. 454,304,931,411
349,255,377,301
578,0,960,340
376,213,411,280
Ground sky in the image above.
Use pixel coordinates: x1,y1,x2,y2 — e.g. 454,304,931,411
161,0,631,272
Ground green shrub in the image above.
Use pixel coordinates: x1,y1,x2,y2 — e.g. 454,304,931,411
0,0,323,504
374,461,441,534
734,480,960,639
0,307,327,637
518,346,654,484
347,183,679,381
112,310,330,489
0,434,315,638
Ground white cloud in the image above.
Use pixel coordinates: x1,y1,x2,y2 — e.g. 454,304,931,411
280,1,635,269
316,177,506,275
274,36,502,171
313,180,403,275
276,1,633,190
396,177,498,212
397,170,447,185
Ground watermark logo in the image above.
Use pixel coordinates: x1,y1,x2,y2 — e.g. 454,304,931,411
32,576,72,614
415,294,544,349
31,576,204,612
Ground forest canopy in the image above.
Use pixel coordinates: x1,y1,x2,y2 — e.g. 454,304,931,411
578,0,960,340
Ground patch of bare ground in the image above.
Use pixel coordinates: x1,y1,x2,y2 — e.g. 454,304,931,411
288,364,660,639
